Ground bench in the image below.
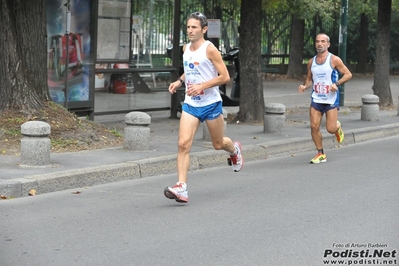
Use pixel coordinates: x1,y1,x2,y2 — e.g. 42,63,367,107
261,63,279,80
261,57,279,80
152,56,173,84
129,55,173,88
96,67,176,93
390,61,399,75
261,67,279,74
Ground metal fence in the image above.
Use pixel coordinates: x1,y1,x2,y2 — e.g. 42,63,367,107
131,0,398,65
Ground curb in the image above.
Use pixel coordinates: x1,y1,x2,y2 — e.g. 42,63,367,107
1,123,399,198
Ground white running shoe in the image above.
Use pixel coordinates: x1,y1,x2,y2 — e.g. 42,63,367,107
229,141,244,172
164,182,188,203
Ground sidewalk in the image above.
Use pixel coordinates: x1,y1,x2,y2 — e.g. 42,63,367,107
1,75,399,198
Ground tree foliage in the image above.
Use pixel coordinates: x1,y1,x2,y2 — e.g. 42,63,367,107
275,0,339,79
270,0,338,19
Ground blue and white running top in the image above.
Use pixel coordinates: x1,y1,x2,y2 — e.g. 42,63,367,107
311,52,340,106
183,40,222,107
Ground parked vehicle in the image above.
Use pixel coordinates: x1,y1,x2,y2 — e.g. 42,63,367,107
221,47,240,105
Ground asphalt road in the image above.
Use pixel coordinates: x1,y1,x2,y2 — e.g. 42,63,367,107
1,137,398,266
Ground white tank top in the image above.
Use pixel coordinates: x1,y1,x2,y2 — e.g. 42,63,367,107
183,40,222,107
311,53,339,105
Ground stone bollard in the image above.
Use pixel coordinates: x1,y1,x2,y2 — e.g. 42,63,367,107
20,121,51,166
361,94,379,121
124,112,151,150
203,108,227,141
264,103,286,133
397,96,399,116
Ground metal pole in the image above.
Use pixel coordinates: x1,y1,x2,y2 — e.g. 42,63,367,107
146,0,154,55
338,0,348,106
170,0,181,119
63,0,71,110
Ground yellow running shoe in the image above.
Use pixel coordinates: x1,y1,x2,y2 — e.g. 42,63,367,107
310,153,327,164
335,120,344,143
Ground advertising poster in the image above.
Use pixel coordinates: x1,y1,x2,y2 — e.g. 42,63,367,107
46,0,92,103
97,0,131,60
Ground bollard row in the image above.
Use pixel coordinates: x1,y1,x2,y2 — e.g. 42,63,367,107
18,95,380,168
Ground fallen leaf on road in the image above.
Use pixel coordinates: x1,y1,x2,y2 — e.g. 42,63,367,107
1,195,9,200
29,189,36,196
72,191,82,194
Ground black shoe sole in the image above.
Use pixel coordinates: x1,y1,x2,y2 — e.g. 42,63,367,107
164,188,175,199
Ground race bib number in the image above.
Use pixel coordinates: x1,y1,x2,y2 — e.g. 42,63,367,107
314,83,330,94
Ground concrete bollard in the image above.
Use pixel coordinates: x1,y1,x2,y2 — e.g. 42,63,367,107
20,121,51,166
397,96,399,116
124,112,151,150
361,94,379,121
264,103,286,133
203,108,227,141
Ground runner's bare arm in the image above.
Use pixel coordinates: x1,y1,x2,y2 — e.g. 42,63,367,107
168,44,187,94
203,44,230,88
332,55,352,85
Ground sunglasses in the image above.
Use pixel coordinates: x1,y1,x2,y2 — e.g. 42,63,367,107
190,12,208,26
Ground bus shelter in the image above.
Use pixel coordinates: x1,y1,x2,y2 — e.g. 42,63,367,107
46,0,182,119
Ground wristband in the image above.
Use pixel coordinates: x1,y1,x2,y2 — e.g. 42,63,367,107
335,82,340,87
178,78,184,85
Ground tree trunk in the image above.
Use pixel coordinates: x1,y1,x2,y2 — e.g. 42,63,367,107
356,13,369,73
373,0,393,107
0,0,49,112
237,0,264,122
286,15,305,79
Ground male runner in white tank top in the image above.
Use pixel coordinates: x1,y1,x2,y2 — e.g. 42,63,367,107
298,33,352,164
164,12,243,203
